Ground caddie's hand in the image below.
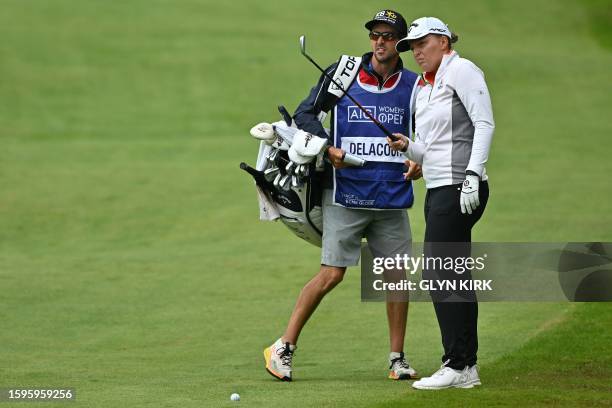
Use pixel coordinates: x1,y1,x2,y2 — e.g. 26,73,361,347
387,133,409,152
403,160,422,180
327,146,348,169
460,175,480,215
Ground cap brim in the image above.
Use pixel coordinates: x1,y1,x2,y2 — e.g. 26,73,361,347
364,20,377,31
396,38,411,53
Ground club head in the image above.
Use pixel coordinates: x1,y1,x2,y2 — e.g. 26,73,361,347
280,174,291,190
267,149,279,163
285,161,295,173
299,35,306,55
297,164,308,177
273,173,283,187
264,166,280,182
264,166,279,175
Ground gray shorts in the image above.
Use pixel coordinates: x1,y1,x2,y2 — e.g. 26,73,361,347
321,189,412,267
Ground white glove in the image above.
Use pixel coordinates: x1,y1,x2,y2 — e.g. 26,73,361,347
460,175,480,215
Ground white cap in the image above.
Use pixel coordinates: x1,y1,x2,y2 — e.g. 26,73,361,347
396,17,452,52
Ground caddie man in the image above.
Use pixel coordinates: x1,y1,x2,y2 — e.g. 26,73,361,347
263,9,423,382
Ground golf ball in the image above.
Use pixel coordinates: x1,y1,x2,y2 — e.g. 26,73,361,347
230,393,240,402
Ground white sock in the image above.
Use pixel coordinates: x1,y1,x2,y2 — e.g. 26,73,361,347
389,351,403,361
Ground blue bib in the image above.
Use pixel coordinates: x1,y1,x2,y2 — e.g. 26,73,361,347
333,68,417,209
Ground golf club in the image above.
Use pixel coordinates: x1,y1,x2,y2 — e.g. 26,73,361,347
264,166,280,182
299,35,399,141
266,149,279,163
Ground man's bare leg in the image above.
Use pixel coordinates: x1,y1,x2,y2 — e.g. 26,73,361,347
383,269,417,379
387,300,408,352
283,265,346,345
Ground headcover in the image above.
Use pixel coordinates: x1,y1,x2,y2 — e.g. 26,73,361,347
288,130,327,164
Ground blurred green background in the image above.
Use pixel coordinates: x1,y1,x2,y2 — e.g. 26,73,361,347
1,0,611,406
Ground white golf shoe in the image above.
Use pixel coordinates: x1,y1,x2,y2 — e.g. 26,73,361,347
388,352,418,380
466,364,481,386
264,338,296,382
412,364,472,390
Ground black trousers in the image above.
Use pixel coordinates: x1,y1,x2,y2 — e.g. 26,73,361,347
423,181,489,370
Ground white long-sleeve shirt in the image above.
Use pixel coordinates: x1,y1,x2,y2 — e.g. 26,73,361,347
406,51,494,189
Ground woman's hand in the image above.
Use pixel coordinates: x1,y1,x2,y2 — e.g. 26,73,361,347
387,133,409,152
404,160,422,180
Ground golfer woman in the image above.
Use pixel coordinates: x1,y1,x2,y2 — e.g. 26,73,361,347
388,17,494,389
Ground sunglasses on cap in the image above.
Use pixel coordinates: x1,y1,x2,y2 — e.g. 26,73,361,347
369,31,397,41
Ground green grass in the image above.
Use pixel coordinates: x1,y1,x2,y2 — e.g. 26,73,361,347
0,0,611,407
374,303,612,407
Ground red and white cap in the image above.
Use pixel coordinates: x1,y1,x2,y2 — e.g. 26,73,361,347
396,17,452,52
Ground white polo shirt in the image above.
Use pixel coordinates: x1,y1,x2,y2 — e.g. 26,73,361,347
406,51,495,189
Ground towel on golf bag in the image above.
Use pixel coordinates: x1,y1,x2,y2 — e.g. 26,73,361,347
255,141,280,221
241,149,323,247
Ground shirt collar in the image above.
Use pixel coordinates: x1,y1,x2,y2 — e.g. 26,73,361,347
361,52,404,82
421,50,458,85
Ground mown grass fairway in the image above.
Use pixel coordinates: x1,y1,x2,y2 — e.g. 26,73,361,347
1,0,611,407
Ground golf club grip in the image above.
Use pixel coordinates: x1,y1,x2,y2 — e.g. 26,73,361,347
342,153,366,167
304,54,397,140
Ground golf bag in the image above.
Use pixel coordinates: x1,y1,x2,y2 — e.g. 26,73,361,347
240,106,324,247
240,57,365,247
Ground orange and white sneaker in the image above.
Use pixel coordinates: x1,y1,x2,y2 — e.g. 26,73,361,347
264,338,296,382
388,352,418,380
